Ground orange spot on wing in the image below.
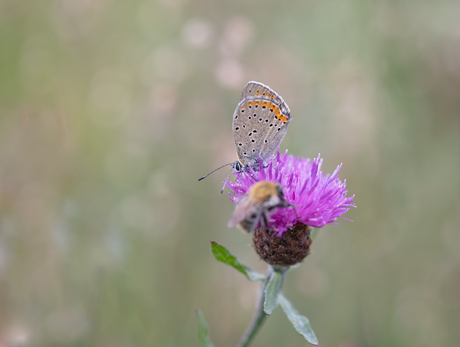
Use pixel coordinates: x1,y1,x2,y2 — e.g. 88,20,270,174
276,114,289,123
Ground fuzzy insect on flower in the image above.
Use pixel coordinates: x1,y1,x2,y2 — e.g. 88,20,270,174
225,150,356,266
227,181,297,233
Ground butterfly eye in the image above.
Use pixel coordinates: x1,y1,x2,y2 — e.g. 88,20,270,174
234,162,242,171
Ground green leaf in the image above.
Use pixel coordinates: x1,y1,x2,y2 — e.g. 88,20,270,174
278,294,318,345
210,241,265,281
263,270,283,315
195,309,215,347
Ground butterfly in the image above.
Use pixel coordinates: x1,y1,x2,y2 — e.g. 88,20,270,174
198,81,291,192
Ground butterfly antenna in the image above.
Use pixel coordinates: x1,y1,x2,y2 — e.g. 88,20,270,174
198,163,233,181
220,167,233,195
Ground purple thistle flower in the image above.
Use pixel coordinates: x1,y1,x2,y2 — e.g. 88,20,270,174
225,150,356,236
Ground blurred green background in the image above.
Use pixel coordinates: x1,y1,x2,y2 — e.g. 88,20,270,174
1,0,460,346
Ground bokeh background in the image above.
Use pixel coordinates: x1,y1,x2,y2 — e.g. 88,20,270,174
1,0,460,346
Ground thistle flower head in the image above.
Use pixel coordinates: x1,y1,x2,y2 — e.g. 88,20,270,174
225,150,355,237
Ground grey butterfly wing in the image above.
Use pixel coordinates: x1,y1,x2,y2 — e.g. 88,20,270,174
241,81,291,117
232,100,251,166
258,108,289,162
232,96,291,168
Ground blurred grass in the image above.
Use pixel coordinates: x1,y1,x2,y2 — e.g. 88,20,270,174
1,0,460,346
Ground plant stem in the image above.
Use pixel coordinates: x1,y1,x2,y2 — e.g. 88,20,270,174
236,266,288,347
